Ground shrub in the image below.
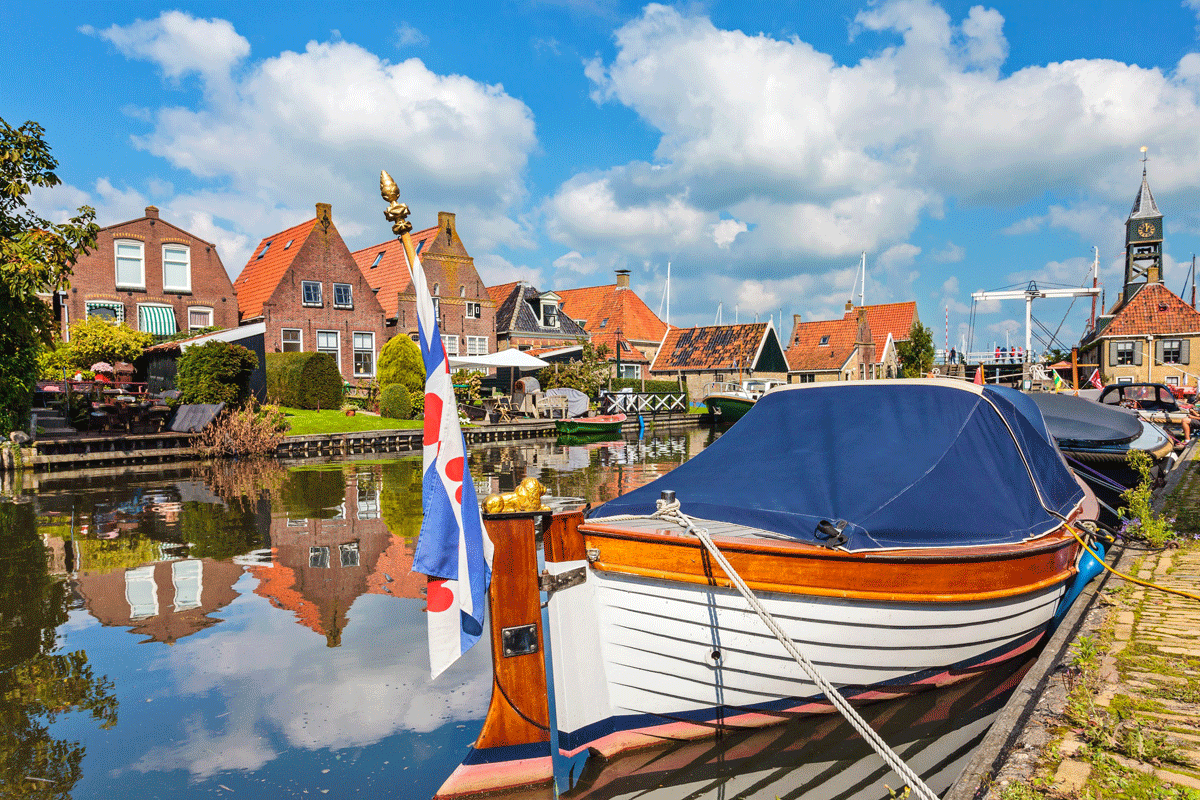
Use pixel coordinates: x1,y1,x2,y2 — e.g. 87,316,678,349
265,352,343,410
409,390,425,420
377,335,424,394
379,383,411,420
176,340,258,407
192,401,287,458
66,316,153,368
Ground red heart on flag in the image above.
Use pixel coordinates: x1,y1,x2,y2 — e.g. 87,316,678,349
427,579,454,613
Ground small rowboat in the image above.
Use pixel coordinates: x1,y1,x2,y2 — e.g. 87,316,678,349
553,413,626,435
436,380,1105,799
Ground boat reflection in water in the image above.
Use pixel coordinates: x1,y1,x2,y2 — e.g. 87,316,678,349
553,654,1032,800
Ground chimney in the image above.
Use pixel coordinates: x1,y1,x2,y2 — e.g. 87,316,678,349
845,299,854,312
615,269,631,289
792,313,802,328
316,202,332,220
145,206,159,219
438,211,456,245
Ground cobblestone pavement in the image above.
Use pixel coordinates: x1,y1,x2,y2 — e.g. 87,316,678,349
974,452,1200,800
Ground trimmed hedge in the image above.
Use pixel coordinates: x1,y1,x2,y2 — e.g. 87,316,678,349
266,352,343,410
608,378,689,407
177,340,258,406
379,383,411,420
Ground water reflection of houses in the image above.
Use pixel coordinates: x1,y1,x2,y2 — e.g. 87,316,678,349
73,558,244,644
250,467,420,646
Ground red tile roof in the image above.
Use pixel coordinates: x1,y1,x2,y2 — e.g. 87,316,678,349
233,218,317,320
1101,282,1200,337
556,283,667,345
487,281,519,307
349,226,439,319
785,318,859,372
844,301,917,343
650,323,770,372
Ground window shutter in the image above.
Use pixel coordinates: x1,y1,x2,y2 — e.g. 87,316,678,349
1109,342,1117,366
1155,340,1165,364
1134,341,1143,366
1183,340,1191,365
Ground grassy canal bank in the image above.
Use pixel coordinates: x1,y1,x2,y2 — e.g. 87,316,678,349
981,450,1200,800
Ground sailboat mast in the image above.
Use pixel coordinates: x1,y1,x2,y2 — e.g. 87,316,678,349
860,251,866,307
1089,246,1099,331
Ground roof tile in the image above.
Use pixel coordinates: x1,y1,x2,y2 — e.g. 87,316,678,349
650,324,769,372
349,227,439,319
1100,282,1200,337
233,219,317,320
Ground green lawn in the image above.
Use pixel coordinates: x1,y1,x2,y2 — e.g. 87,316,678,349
280,407,422,437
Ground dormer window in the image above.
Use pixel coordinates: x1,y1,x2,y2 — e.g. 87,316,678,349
819,335,830,346
542,302,558,327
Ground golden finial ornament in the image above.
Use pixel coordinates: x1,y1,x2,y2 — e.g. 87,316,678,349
379,170,412,236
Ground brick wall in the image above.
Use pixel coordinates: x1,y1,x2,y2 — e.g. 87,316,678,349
262,204,389,383
64,206,237,338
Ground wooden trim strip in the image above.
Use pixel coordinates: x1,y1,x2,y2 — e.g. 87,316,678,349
578,523,1080,603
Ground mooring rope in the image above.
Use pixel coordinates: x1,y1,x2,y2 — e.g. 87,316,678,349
589,499,941,800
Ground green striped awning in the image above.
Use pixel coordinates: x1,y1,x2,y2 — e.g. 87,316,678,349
138,305,178,336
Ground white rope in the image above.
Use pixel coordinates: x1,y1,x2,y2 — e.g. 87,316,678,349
590,499,940,800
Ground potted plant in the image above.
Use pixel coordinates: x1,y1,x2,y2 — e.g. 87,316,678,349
341,403,358,417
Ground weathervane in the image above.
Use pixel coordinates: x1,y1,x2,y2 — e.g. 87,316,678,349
1141,145,1149,172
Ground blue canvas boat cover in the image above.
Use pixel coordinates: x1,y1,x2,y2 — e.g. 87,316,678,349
590,381,1085,551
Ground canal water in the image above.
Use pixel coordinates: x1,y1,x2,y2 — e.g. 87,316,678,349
0,428,1028,799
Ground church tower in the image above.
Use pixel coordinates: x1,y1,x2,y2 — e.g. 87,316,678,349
1123,150,1164,301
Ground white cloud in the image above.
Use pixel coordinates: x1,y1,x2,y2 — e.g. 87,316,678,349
942,275,959,295
712,218,747,249
84,11,250,84
395,22,428,47
75,12,537,275
545,1,1200,327
934,242,964,262
473,253,543,288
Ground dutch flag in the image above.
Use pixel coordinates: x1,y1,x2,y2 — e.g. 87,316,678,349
408,249,494,678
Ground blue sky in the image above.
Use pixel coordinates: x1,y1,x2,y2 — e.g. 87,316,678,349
7,0,1200,353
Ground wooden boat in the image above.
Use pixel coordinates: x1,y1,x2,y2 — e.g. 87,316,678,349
436,380,1104,799
701,379,783,423
554,413,627,435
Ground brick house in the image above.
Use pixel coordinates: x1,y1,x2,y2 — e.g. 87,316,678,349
557,269,669,380
784,309,898,382
489,281,590,351
58,205,237,340
1078,166,1200,388
648,322,789,399
350,211,495,358
842,301,918,348
234,203,388,383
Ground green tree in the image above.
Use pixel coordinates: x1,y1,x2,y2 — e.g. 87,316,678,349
0,118,99,432
897,322,936,378
64,316,152,370
377,334,424,394
176,340,258,406
537,340,611,398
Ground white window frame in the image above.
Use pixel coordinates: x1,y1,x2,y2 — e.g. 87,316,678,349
442,334,459,357
618,363,641,379
86,300,125,323
302,281,323,307
162,243,191,293
187,306,213,331
115,239,145,290
281,328,302,352
316,330,340,368
542,301,558,327
333,283,353,309
466,335,488,356
1117,376,1134,384
1116,341,1135,366
353,331,375,377
1163,339,1182,364
1166,375,1180,387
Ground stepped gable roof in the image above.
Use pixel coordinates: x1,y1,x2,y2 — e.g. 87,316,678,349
844,301,917,343
1129,168,1161,220
650,323,769,372
785,318,859,372
350,227,439,319
556,283,668,344
234,218,317,320
1097,282,1200,338
492,282,589,338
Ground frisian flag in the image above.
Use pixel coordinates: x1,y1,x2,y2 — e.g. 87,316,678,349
408,248,494,678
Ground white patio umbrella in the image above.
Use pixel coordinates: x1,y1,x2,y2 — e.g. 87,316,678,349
448,350,550,370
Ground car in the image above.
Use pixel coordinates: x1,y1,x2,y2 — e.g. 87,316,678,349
1097,383,1183,413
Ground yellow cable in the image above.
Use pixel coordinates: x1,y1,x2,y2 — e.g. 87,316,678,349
1068,526,1200,603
